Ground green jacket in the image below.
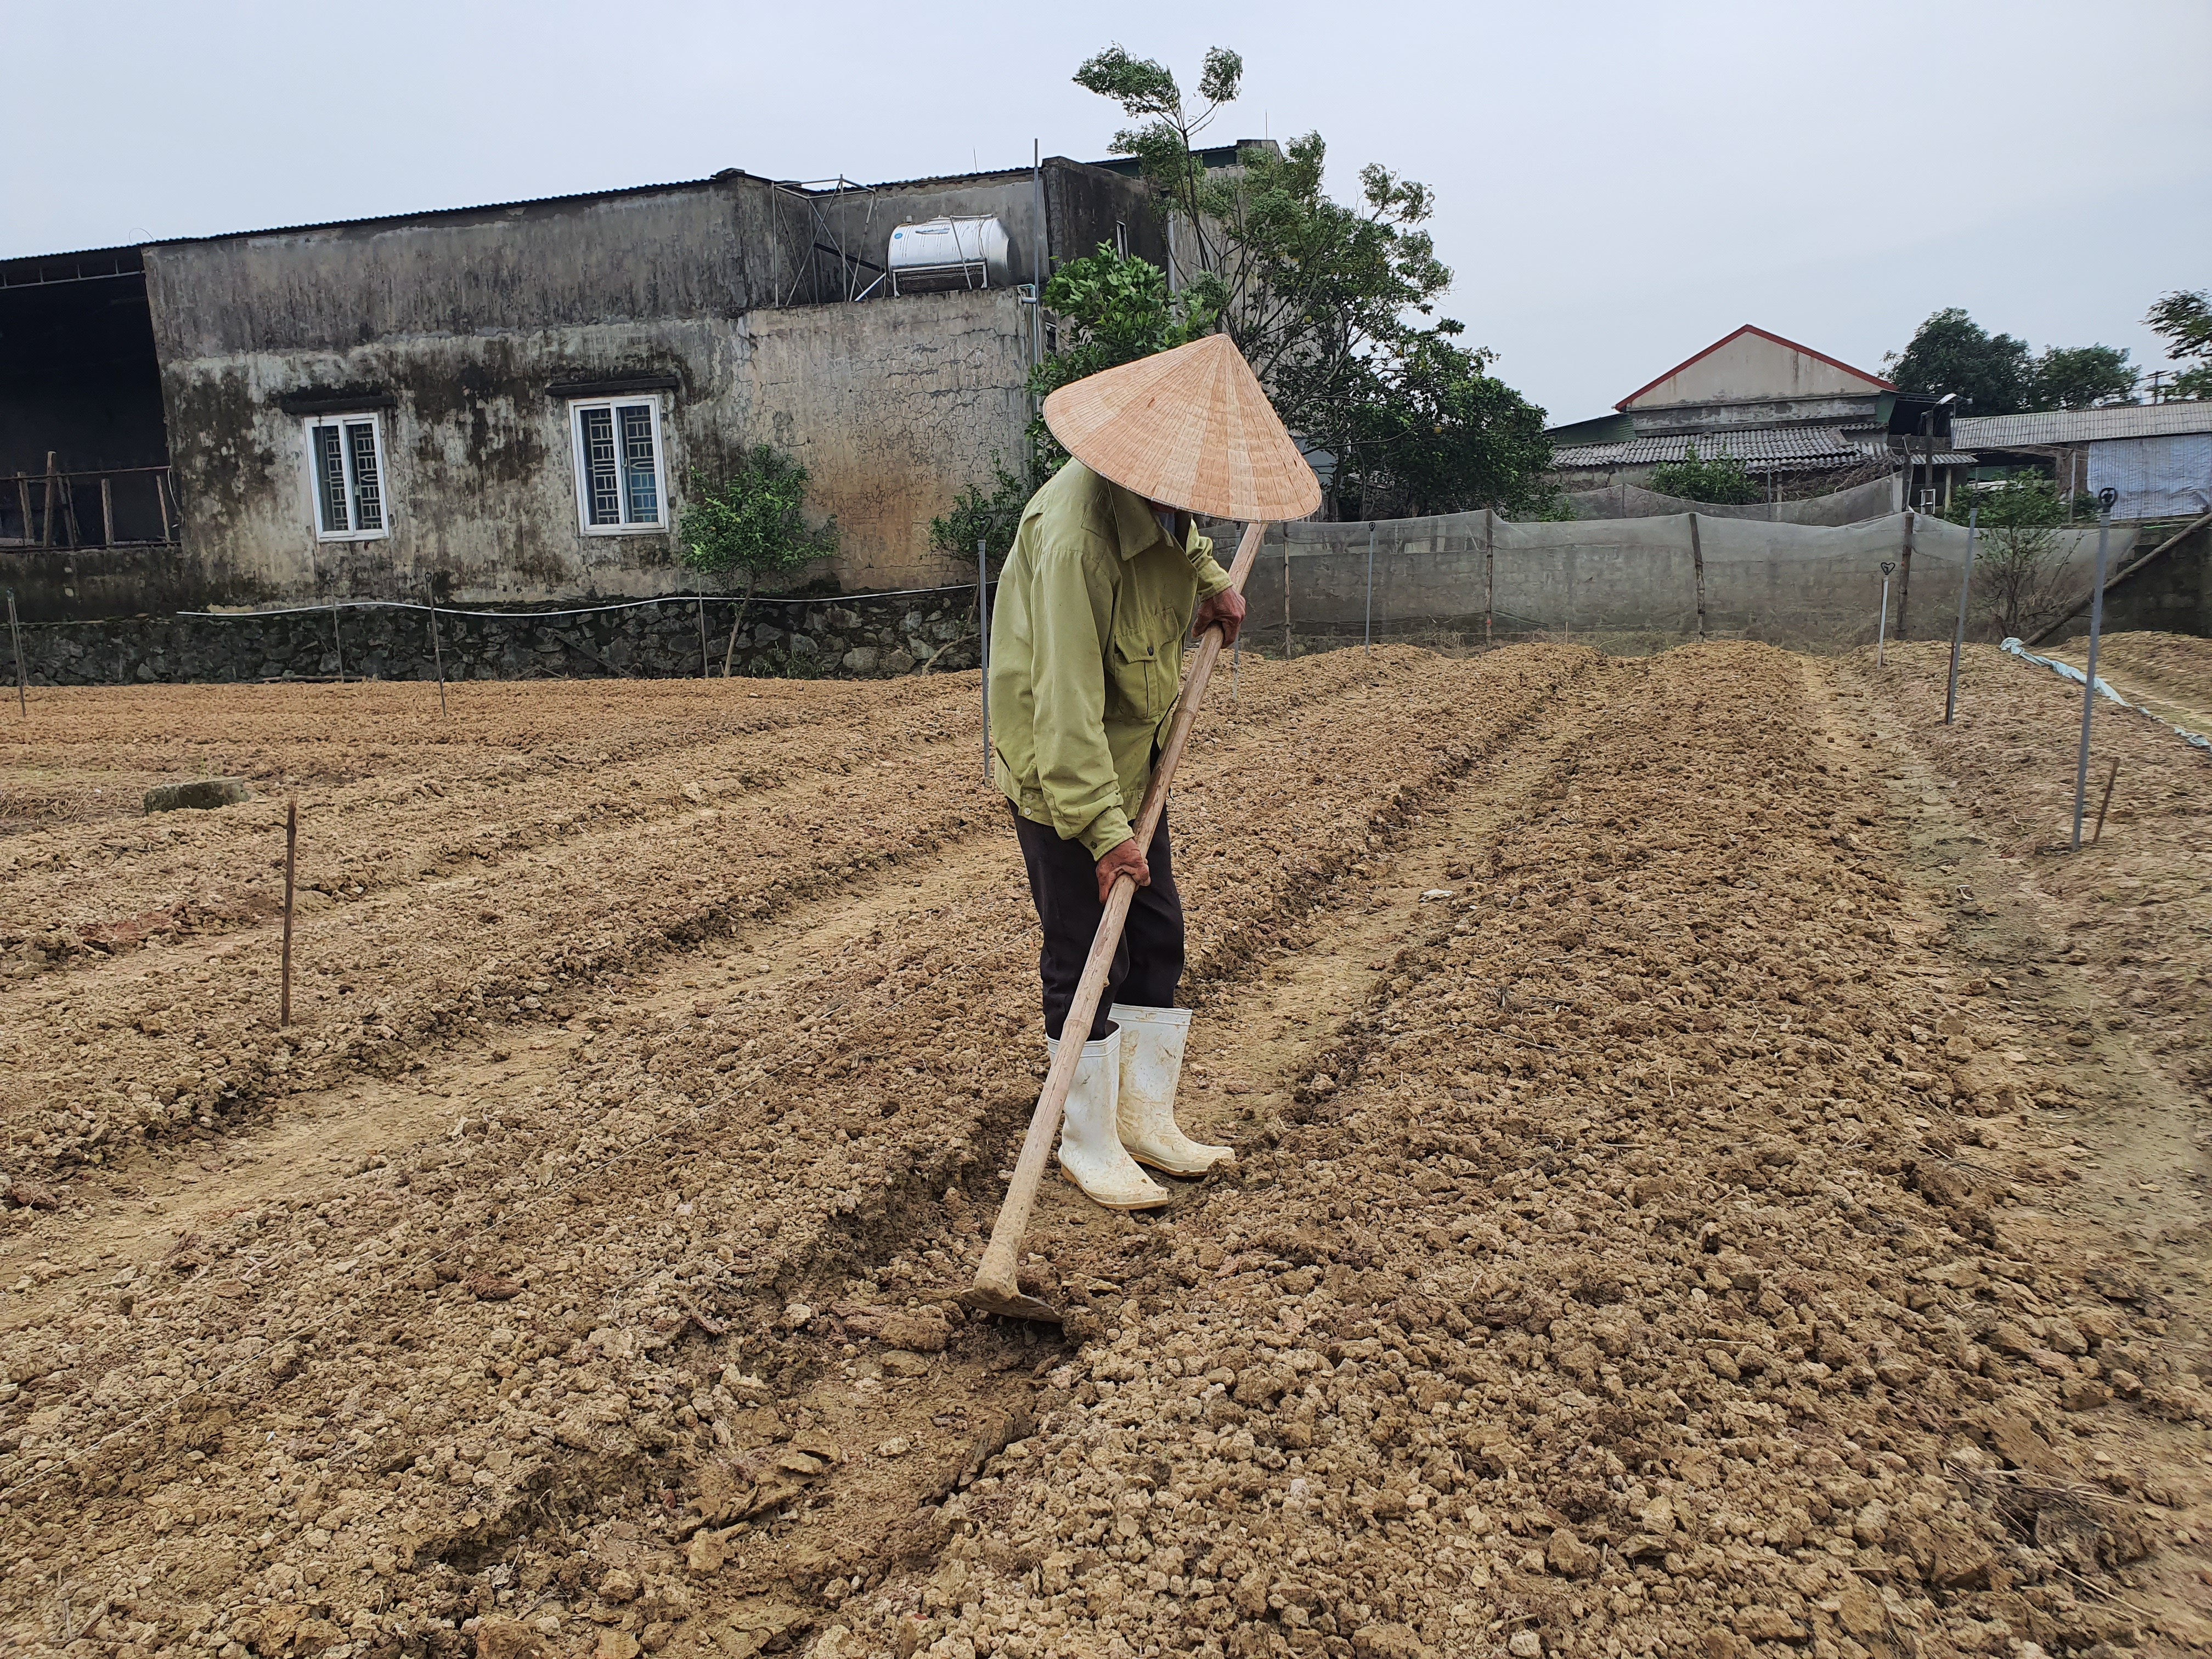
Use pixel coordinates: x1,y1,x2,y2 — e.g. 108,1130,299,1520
989,462,1234,857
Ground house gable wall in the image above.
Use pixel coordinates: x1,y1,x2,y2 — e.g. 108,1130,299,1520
1626,329,1889,411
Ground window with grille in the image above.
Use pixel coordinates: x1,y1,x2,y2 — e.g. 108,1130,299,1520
569,397,667,532
304,414,390,540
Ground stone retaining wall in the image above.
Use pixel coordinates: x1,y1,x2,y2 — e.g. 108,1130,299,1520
4,588,987,686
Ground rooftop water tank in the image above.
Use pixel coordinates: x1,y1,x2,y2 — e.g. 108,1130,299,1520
887,217,1013,295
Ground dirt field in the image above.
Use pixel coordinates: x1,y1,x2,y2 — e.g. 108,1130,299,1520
2,639,2208,1659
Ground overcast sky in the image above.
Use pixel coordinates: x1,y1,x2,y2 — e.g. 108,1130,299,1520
11,0,2207,424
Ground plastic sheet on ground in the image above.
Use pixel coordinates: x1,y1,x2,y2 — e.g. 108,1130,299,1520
2000,635,2212,752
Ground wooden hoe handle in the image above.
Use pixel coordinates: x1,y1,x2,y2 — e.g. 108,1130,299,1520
969,522,1270,1319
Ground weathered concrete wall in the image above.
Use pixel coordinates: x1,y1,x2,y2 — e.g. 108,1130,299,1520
145,177,796,355
745,294,1030,590
1042,159,1167,270
4,590,988,686
132,175,1028,612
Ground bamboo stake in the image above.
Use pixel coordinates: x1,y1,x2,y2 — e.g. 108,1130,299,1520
426,594,448,717
1688,512,1706,642
2093,757,2119,845
280,799,297,1028
968,520,1269,1323
5,590,24,718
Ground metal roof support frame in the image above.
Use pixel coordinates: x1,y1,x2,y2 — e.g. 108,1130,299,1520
772,177,888,307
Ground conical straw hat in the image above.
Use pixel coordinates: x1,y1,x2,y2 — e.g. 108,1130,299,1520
1042,334,1322,522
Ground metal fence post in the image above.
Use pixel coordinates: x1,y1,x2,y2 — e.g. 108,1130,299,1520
1364,522,1375,656
1945,506,1977,724
1876,562,1894,667
1483,509,1495,653
977,537,992,783
2070,498,2115,850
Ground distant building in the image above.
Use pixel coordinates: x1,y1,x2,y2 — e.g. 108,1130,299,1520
0,159,1159,619
1954,403,2212,522
1547,325,1964,506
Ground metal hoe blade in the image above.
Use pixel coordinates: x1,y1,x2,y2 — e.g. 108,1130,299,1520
961,1283,1065,1325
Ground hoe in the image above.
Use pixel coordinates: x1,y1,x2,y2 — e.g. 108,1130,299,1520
966,520,1270,1323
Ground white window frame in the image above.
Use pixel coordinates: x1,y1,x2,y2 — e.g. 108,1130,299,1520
568,394,669,535
302,412,392,542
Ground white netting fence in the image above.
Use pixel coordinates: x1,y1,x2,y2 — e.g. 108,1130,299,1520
1228,510,2116,657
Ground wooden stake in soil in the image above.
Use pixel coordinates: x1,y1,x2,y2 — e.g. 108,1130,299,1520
1896,510,1915,641
5,589,25,718
2093,756,2119,845
280,799,298,1028
426,594,448,717
2070,500,2114,851
968,520,1269,1325
1484,507,1496,652
1688,512,1706,642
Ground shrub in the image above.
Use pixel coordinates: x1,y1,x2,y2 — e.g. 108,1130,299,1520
1649,444,1760,505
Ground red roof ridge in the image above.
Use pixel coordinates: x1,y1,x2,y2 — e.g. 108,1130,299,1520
1614,324,1896,411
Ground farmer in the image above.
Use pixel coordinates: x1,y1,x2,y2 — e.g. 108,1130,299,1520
987,334,1321,1210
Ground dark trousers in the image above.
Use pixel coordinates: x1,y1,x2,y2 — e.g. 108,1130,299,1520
1009,804,1184,1041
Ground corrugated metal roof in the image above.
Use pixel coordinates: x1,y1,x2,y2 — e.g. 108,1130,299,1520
1551,425,1883,471
1954,404,2212,448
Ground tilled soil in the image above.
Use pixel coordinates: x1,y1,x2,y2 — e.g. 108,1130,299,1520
1,644,2207,1659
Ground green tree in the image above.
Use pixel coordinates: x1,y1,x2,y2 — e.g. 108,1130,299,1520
2027,344,2137,409
1028,243,1223,470
1339,325,1558,517
929,244,1220,573
2146,289,2212,399
1888,308,2032,413
1648,444,1760,505
1941,473,2075,638
676,447,838,674
1074,44,1244,290
928,454,1034,579
1072,44,1551,518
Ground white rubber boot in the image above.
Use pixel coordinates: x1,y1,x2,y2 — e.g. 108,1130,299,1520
1110,1003,1235,1177
1052,1024,1171,1211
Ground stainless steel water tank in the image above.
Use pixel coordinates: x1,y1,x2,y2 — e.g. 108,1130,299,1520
887,217,1013,294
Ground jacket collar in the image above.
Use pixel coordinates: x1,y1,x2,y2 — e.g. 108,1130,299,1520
1103,474,1184,562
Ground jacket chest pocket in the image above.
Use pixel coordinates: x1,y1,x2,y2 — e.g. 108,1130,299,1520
1109,610,1181,721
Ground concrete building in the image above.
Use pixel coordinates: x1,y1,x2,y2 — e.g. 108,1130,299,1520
0,159,1159,620
1547,325,1963,505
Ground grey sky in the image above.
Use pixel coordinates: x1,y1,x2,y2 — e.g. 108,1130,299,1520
12,0,2207,425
